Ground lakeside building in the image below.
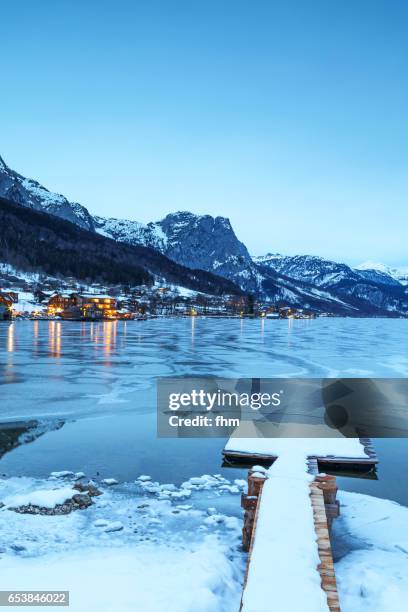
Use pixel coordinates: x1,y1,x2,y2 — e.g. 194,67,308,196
0,292,13,320
46,293,120,320
47,293,79,315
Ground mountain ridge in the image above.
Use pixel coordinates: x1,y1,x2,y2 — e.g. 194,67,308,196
0,195,241,296
1,154,407,316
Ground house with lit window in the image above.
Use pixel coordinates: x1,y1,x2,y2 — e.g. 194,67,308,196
0,292,13,320
47,292,79,315
78,294,117,319
58,293,118,320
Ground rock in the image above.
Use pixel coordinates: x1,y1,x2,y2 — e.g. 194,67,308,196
137,475,151,482
136,503,150,510
93,519,109,527
102,478,118,486
87,484,102,497
50,471,75,478
72,494,92,509
73,483,102,497
11,493,94,515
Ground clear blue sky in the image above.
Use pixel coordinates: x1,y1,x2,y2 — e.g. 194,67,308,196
2,0,407,265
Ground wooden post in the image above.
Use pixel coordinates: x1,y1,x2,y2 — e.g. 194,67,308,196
315,473,340,528
241,469,266,552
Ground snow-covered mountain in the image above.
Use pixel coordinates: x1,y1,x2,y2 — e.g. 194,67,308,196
254,254,402,288
0,156,95,231
253,254,359,287
93,216,167,251
355,261,408,286
253,253,408,315
1,153,407,315
95,211,263,293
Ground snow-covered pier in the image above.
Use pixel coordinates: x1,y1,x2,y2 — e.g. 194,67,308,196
224,436,377,612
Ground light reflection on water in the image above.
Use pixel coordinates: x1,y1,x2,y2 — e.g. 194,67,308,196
7,322,14,353
0,318,407,503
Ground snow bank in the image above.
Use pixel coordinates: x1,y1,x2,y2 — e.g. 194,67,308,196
0,538,240,612
0,475,245,611
335,491,408,612
2,474,408,612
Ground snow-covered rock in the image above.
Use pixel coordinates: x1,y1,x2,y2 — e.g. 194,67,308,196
50,471,75,479
102,478,119,486
3,487,77,509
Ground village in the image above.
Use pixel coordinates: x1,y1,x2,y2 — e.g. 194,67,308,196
0,278,319,322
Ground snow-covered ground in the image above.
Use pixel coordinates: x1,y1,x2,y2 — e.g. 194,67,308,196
0,473,245,612
1,471,407,611
335,491,408,612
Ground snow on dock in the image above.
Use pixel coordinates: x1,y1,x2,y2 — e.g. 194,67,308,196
241,453,331,612
231,437,377,611
224,422,377,468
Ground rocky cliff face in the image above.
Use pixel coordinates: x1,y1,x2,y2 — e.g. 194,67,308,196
156,212,263,292
95,211,263,293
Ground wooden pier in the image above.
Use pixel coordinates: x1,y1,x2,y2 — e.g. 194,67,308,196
240,464,341,611
227,438,377,612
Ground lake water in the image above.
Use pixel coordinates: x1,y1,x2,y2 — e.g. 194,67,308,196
1,318,407,505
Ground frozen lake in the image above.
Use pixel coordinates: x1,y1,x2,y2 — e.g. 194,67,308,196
1,318,408,504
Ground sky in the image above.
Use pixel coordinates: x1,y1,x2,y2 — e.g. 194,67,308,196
2,0,407,266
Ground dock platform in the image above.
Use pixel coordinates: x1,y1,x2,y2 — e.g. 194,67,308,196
223,436,378,471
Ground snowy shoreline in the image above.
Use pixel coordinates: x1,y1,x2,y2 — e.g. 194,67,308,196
0,471,407,611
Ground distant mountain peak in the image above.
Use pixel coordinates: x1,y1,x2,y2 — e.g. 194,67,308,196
355,261,408,286
355,261,390,273
160,210,233,228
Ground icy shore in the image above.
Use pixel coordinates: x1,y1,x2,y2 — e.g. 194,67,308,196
0,473,245,612
0,473,407,611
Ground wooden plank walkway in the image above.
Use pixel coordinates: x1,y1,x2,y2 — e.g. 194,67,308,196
240,462,342,612
228,438,378,610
